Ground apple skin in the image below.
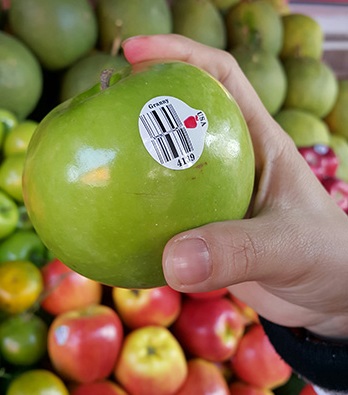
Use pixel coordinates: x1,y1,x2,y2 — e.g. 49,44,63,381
114,325,188,395
229,293,259,326
298,145,338,181
70,380,128,395
229,381,274,395
112,285,181,329
48,304,124,384
175,358,230,395
186,288,229,300
231,324,292,389
321,176,348,214
41,258,103,315
172,296,245,362
23,60,255,289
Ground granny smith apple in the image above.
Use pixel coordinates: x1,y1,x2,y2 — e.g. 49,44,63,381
23,61,255,288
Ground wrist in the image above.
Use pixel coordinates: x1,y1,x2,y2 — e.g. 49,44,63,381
305,316,348,344
259,316,348,393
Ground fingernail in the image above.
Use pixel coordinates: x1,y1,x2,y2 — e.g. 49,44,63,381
165,238,212,285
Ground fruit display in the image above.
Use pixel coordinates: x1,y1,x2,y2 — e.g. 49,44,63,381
0,0,347,394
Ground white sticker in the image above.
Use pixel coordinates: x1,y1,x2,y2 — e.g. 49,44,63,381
138,96,208,170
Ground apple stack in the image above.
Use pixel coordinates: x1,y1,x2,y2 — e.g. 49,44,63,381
0,253,297,395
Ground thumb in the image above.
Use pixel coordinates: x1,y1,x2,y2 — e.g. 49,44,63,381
162,215,317,293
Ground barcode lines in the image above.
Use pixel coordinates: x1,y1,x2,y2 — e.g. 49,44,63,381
139,104,194,165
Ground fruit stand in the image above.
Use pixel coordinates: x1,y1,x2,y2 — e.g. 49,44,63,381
0,1,347,394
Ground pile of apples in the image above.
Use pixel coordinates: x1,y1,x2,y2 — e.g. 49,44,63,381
0,252,297,395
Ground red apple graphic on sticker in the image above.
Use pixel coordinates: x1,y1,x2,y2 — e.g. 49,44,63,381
184,115,198,128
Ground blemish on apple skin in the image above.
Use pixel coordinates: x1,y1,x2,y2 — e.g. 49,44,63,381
194,162,208,170
54,325,70,345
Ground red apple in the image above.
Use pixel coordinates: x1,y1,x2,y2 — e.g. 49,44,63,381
114,325,188,395
229,381,274,395
298,145,338,181
186,288,229,300
321,176,348,214
230,294,259,326
41,258,103,315
112,285,181,329
231,324,292,389
175,358,230,395
172,297,245,362
299,384,317,395
70,380,128,395
48,304,123,384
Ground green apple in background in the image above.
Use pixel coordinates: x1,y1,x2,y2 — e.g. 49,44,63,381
0,313,48,366
0,153,26,202
0,229,47,267
3,120,38,157
23,61,255,288
0,108,18,135
0,190,19,240
274,108,331,147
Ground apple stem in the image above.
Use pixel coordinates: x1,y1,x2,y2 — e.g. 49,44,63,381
110,19,123,57
100,69,115,90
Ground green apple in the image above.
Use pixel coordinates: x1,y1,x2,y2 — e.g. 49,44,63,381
3,120,38,157
0,313,48,366
0,190,19,240
23,61,255,288
0,108,18,135
0,153,26,202
0,229,47,267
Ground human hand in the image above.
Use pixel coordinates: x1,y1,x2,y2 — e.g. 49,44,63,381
122,34,348,340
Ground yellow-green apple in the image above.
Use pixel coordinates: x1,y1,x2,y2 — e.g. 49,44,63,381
112,285,181,329
173,296,245,362
3,120,38,157
22,60,255,289
114,325,188,395
41,258,103,315
48,304,123,384
231,324,292,389
186,288,228,300
229,381,275,395
70,380,129,395
175,358,230,395
0,190,19,240
0,153,25,202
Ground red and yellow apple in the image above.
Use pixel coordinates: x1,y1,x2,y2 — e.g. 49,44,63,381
173,296,245,362
114,325,188,395
176,358,230,395
48,304,123,384
112,285,181,329
231,324,292,389
41,258,102,315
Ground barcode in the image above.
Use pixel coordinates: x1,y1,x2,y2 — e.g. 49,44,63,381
139,104,194,165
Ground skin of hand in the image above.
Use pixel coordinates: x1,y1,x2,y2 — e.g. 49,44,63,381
122,34,348,341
